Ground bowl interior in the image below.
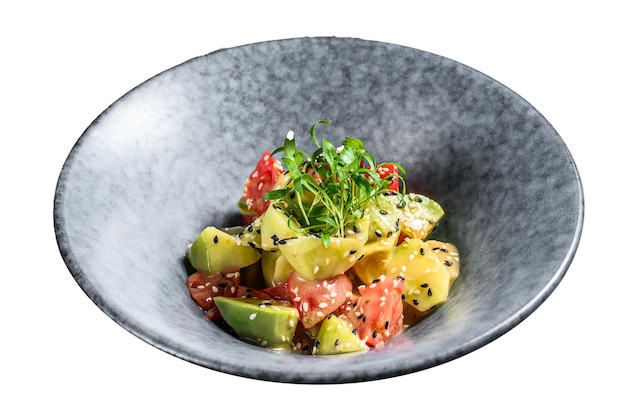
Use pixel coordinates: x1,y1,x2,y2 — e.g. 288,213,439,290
54,37,583,383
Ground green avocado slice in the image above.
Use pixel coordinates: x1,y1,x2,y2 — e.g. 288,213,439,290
313,314,367,355
186,226,261,274
214,297,298,350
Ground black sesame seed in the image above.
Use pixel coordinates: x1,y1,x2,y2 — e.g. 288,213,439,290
335,339,340,346
372,278,380,283
444,260,453,266
421,283,429,288
375,230,382,238
419,248,425,256
372,330,378,338
247,225,254,232
353,225,360,234
412,299,419,305
352,328,358,335
387,231,393,237
441,248,449,253
379,210,388,215
213,235,219,244
401,294,406,300
349,249,357,254
428,288,433,297
385,321,389,330
362,316,367,322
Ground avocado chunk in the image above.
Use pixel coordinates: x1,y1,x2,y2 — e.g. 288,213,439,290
187,226,261,273
392,193,444,240
214,296,299,350
426,240,460,286
278,235,365,281
313,314,367,355
261,250,293,287
386,238,450,312
260,201,305,251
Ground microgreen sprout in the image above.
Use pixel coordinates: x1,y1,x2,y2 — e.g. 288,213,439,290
263,120,405,247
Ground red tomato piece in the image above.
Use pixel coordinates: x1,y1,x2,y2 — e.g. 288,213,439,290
349,275,405,347
186,270,240,320
241,150,284,223
261,283,293,301
376,163,400,192
286,272,353,329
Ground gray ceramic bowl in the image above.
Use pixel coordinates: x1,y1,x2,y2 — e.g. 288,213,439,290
54,37,583,383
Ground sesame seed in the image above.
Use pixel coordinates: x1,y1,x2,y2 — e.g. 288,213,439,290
428,288,433,297
421,283,429,288
319,302,328,308
213,235,219,244
212,286,219,293
412,299,419,305
249,313,257,320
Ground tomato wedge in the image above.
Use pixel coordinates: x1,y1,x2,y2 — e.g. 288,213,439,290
186,270,241,320
345,275,405,347
286,272,353,329
240,150,284,223
376,163,400,192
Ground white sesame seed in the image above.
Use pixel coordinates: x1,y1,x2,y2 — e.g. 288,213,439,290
313,266,320,274
316,311,324,318
212,286,219,293
319,302,328,308
249,313,257,320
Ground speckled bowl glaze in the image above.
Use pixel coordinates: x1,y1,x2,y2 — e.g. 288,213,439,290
54,37,583,383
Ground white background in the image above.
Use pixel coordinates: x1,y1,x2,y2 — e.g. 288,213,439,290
2,1,623,415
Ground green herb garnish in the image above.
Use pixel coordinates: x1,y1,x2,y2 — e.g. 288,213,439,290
263,120,405,247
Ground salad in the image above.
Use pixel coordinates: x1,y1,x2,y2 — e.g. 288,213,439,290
185,121,460,355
